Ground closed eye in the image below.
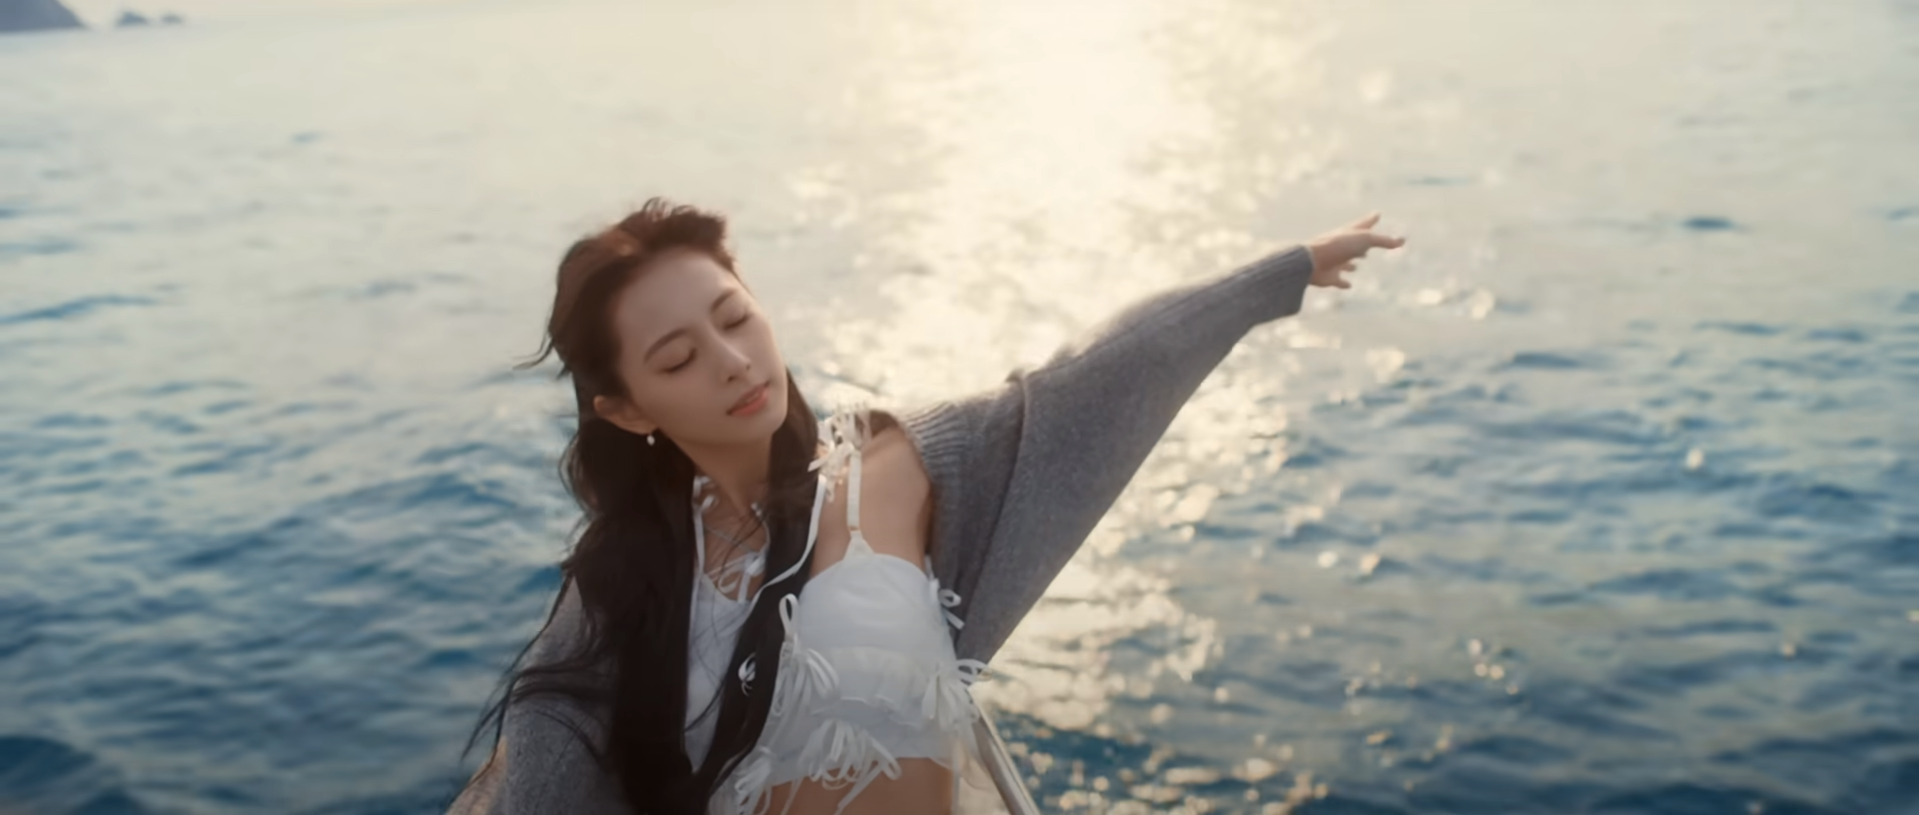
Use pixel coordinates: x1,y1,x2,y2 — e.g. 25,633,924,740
664,314,752,374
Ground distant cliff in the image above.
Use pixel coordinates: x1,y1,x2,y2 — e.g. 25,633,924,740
0,0,83,33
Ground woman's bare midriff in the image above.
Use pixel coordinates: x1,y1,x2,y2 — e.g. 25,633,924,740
760,759,954,815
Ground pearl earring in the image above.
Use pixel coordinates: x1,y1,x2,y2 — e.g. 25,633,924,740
646,432,657,446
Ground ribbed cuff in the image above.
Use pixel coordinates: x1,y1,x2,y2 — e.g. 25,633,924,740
1223,243,1314,323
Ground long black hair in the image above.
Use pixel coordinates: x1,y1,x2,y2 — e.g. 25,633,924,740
454,198,826,812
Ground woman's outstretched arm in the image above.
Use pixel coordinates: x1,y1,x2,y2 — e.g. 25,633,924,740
898,214,1404,664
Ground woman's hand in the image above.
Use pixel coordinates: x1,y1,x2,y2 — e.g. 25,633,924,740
1305,212,1406,289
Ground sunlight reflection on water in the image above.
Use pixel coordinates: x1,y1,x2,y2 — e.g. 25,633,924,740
2,0,1914,812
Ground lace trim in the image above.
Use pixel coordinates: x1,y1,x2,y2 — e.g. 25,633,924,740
736,571,982,693
922,553,967,632
717,713,983,815
714,403,991,815
807,405,869,504
717,586,990,815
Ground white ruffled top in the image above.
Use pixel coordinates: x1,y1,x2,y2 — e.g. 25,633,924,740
686,406,993,815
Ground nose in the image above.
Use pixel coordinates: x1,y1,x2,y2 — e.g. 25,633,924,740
719,338,753,380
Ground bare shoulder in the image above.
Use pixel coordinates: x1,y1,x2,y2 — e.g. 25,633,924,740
862,422,929,489
809,412,936,576
856,420,934,563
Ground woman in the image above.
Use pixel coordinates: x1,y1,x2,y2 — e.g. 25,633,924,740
447,198,1404,814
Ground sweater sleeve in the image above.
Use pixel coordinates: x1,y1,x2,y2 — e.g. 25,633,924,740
898,244,1316,664
490,697,629,814
445,582,634,815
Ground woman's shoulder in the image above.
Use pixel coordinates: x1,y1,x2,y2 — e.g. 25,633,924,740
818,404,920,471
852,408,930,499
816,404,934,560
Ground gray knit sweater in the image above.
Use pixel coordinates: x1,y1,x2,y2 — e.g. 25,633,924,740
446,243,1316,813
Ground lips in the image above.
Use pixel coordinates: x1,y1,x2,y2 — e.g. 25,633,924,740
729,382,769,413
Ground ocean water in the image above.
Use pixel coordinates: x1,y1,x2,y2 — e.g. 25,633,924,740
2,0,1915,813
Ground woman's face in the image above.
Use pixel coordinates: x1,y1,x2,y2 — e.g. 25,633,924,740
592,247,788,447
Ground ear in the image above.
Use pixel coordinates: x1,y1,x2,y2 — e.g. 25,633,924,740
592,394,658,437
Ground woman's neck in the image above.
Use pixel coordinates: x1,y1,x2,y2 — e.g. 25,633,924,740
682,437,772,522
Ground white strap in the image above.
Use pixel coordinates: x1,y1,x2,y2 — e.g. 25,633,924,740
747,467,828,609
734,406,860,608
691,475,713,589
846,414,862,536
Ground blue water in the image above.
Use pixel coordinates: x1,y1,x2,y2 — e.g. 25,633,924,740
2,0,1915,813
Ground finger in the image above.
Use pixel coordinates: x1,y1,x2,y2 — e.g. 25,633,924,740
1368,232,1406,249
1335,277,1352,289
1350,211,1381,229
1340,262,1356,272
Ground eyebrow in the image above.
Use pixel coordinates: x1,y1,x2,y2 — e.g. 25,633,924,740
644,289,739,362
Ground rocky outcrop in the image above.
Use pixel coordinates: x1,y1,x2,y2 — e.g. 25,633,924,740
0,0,83,33
114,9,186,27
